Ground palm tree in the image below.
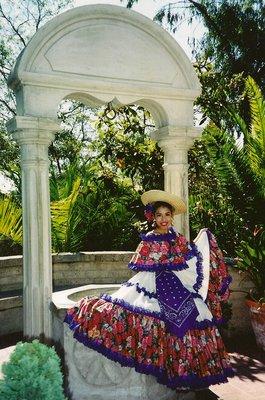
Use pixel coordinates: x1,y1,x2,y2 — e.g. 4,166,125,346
203,76,265,231
201,76,265,302
0,195,22,245
0,176,82,254
0,161,140,254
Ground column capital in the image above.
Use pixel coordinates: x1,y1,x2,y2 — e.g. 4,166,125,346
6,115,60,145
151,125,203,150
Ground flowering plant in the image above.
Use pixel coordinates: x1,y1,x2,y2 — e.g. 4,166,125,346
144,203,155,222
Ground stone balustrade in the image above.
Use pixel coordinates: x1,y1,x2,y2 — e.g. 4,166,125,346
0,252,134,293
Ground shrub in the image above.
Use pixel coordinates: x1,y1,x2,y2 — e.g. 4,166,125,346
0,340,66,400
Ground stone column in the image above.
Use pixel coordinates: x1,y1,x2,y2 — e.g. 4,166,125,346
151,126,202,239
6,116,60,339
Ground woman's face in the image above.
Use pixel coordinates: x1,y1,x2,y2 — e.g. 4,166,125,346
154,206,172,233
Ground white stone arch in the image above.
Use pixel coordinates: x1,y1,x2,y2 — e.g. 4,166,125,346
7,4,202,338
60,93,168,129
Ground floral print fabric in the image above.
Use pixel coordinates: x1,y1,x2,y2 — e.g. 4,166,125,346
65,297,234,389
64,228,234,390
129,229,199,272
205,230,232,321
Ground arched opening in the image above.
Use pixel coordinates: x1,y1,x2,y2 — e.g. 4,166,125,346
6,4,201,338
50,95,161,253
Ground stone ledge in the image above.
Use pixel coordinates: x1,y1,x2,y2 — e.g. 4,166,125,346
0,251,135,268
0,252,135,292
53,251,135,263
0,295,22,311
0,255,23,267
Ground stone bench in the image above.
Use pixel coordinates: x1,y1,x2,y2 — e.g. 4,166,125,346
52,284,196,400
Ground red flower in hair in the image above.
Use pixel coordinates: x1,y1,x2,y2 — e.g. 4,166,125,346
144,203,155,222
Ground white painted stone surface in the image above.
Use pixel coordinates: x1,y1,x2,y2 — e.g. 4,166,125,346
64,326,195,400
8,5,200,122
151,126,202,238
6,116,60,338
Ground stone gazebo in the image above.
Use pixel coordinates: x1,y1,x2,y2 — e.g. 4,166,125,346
7,5,201,340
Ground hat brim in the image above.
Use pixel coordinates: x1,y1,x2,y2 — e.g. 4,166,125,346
141,190,186,215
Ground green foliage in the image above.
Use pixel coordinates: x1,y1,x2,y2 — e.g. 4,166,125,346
50,176,83,252
51,101,97,173
243,76,265,197
76,181,138,250
235,227,265,303
0,340,66,400
0,194,22,245
189,77,264,256
124,0,264,128
90,104,163,190
0,0,73,185
204,78,264,229
51,159,142,252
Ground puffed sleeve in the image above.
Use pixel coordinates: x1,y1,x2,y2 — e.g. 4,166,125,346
128,240,152,271
205,230,232,321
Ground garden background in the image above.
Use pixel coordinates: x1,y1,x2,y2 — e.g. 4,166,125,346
0,0,264,280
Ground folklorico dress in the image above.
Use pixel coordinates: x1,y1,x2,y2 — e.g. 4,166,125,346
64,227,234,391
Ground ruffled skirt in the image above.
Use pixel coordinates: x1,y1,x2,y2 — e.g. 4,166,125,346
64,294,234,391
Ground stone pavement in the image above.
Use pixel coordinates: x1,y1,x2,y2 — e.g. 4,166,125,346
0,333,264,399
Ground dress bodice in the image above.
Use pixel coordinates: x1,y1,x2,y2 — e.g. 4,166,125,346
129,228,200,272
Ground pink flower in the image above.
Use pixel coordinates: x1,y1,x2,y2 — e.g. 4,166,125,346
160,243,170,254
152,243,161,252
139,244,150,257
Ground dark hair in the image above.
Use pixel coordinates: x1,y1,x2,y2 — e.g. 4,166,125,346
153,201,174,214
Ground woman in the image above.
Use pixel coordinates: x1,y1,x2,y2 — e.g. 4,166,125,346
64,190,234,394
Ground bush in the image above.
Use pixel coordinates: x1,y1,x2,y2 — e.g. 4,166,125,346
0,340,66,400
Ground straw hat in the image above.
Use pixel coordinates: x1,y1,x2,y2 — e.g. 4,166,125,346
141,190,186,215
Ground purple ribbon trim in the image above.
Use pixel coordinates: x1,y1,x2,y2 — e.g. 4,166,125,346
122,281,157,299
100,293,162,319
64,314,234,389
140,229,177,242
219,275,233,295
99,294,226,335
191,242,204,293
128,261,189,272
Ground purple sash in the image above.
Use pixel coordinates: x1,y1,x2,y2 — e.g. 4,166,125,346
156,270,199,337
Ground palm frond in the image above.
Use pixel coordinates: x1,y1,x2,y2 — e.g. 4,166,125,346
244,77,265,197
203,117,262,225
50,178,81,252
246,76,265,139
227,108,248,138
0,195,22,245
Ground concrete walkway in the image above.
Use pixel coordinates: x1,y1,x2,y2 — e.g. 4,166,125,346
0,334,264,399
210,351,265,400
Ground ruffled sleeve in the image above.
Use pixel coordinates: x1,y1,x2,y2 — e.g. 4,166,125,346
128,240,152,270
205,230,232,321
128,230,191,272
